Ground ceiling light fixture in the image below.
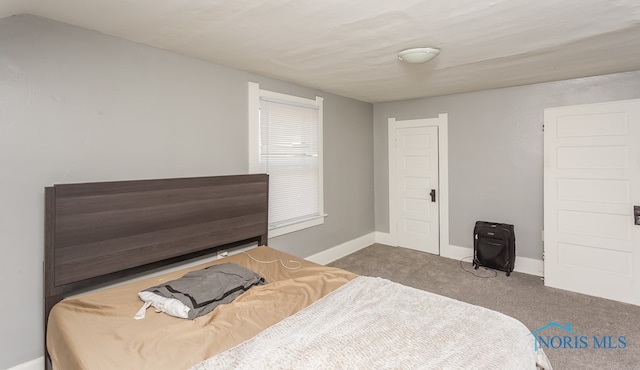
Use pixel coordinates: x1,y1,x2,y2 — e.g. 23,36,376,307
398,47,440,64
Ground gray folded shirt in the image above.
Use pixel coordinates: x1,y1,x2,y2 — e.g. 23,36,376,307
143,262,266,319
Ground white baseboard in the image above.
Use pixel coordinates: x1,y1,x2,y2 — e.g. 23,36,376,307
8,357,43,370
374,232,393,246
306,232,376,265
514,256,544,277
308,234,543,276
440,244,475,261
444,244,543,277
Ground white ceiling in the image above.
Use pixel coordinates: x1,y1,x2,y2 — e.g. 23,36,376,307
2,0,640,103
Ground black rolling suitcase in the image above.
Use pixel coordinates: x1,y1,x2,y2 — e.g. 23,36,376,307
473,221,515,276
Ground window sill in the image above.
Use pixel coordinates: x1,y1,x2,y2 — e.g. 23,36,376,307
268,214,328,238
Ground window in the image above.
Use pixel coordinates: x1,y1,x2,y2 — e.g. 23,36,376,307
248,82,325,237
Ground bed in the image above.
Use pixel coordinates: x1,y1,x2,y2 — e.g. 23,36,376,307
44,174,551,369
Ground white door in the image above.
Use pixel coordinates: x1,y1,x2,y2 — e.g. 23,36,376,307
389,121,440,254
544,98,640,306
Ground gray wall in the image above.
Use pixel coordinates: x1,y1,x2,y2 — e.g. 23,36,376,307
0,15,373,368
374,71,640,260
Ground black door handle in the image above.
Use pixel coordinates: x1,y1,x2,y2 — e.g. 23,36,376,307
430,189,436,202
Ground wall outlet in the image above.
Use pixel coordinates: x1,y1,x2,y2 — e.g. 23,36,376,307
217,250,228,260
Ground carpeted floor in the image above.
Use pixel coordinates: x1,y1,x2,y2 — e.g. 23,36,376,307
328,244,640,370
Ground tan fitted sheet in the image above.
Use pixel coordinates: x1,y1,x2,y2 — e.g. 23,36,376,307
47,246,357,370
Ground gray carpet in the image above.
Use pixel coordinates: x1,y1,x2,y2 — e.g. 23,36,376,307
328,244,640,370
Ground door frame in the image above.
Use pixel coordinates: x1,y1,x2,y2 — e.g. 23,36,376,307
388,114,449,255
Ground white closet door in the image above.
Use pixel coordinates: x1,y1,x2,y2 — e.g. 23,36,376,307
544,98,640,305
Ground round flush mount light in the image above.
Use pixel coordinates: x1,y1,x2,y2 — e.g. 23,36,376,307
397,47,440,64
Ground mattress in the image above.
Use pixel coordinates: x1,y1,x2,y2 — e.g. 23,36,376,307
47,245,551,370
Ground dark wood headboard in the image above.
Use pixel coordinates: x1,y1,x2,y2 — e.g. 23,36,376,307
44,174,268,361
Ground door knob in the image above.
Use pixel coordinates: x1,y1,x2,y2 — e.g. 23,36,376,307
430,189,436,202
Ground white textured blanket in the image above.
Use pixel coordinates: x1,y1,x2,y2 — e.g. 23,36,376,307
193,276,552,370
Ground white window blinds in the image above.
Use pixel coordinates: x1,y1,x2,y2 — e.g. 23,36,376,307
260,97,320,228
248,82,324,237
